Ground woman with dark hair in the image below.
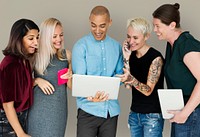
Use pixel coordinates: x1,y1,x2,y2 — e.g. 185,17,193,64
0,19,39,137
153,3,200,137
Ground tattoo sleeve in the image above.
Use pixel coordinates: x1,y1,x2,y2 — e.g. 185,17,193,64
147,57,163,84
127,56,163,95
123,58,130,71
123,58,132,89
131,77,151,93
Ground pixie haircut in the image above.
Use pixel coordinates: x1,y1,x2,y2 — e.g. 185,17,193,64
3,19,39,58
152,3,180,28
127,18,152,37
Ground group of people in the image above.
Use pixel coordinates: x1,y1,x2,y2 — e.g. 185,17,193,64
0,3,200,137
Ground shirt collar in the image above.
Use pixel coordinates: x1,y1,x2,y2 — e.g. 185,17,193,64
89,32,108,43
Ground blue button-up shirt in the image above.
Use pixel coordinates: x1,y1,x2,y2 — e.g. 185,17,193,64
72,33,123,118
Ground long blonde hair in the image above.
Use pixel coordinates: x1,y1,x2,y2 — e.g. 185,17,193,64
35,18,66,75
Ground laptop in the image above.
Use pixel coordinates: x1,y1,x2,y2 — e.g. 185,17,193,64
157,89,184,119
72,74,121,99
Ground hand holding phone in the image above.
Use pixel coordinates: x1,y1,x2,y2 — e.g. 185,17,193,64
57,68,68,85
123,40,131,59
124,42,130,52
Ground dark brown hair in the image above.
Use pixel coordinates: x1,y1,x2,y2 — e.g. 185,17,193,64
3,19,39,59
152,3,180,28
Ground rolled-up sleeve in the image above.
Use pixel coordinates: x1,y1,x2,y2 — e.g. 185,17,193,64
72,41,87,75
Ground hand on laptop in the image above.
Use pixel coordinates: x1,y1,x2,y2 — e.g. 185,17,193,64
87,91,109,102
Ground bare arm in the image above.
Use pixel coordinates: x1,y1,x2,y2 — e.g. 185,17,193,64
66,49,72,90
122,40,131,89
170,52,200,123
3,102,31,137
125,56,163,96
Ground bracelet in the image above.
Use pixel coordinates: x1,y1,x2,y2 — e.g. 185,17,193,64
123,58,129,65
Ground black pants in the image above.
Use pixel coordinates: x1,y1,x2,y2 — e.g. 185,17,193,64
0,109,28,137
77,109,118,137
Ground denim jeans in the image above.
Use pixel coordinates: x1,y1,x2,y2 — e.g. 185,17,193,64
171,107,200,137
128,111,164,137
0,109,28,137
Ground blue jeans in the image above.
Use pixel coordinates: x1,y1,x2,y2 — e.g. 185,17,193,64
0,109,28,137
171,107,200,137
128,111,164,137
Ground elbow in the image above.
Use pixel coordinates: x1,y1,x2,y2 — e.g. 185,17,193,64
144,87,153,96
144,92,151,96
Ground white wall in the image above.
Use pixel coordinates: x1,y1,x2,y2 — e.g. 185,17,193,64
1,0,200,137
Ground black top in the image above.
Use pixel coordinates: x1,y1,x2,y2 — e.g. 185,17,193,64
129,47,164,113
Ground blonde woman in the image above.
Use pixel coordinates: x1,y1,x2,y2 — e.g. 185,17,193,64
118,18,164,137
27,18,72,137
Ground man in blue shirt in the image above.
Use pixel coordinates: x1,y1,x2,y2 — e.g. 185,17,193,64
72,5,123,137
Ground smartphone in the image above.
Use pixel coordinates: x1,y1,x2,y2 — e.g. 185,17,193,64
124,42,130,52
127,42,130,50
57,68,68,85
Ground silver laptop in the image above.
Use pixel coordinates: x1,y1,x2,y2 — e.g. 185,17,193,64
157,89,184,119
72,74,121,99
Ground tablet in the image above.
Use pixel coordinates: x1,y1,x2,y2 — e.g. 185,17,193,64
157,89,184,119
72,74,121,99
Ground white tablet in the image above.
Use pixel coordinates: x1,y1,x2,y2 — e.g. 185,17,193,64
157,89,184,119
72,74,121,99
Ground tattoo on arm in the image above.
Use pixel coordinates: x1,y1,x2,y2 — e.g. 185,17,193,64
131,78,151,93
147,57,163,84
123,58,130,71
127,57,163,94
126,74,151,93
123,58,131,89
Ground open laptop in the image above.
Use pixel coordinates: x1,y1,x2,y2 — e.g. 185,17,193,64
157,89,184,119
72,74,121,100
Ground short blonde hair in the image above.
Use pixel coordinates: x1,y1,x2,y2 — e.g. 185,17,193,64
127,18,152,37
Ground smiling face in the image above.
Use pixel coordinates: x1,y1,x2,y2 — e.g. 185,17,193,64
153,18,171,41
127,26,148,51
22,29,39,54
52,25,64,50
89,14,112,41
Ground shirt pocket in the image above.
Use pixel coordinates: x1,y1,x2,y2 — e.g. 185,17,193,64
86,55,101,75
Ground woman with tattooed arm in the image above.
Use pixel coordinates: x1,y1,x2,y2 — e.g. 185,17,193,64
117,18,164,137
